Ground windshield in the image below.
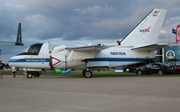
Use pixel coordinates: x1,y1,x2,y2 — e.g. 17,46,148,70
18,43,43,55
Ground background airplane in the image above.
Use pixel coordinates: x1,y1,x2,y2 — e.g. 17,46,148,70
0,23,23,46
9,9,167,78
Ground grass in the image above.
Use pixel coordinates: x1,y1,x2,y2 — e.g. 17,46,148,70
3,69,180,77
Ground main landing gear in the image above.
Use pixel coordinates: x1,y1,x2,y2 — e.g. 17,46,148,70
82,69,92,78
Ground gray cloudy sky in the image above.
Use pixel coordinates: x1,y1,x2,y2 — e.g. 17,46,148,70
0,0,180,63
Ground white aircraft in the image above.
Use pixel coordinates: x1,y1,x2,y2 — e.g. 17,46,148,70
9,9,167,78
0,23,23,46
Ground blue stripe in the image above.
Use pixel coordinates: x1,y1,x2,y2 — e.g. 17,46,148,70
87,58,153,62
9,58,153,62
9,58,50,62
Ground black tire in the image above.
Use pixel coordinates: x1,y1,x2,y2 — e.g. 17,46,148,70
83,71,92,78
158,70,163,75
27,74,33,79
82,70,86,76
137,70,143,75
34,72,40,77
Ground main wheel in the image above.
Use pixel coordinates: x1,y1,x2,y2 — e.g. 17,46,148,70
27,74,33,79
137,70,143,75
83,71,92,78
82,70,86,76
158,70,163,75
34,72,40,77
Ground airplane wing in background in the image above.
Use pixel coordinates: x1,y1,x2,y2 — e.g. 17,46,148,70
0,23,23,46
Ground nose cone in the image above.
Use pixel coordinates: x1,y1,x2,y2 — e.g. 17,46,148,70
8,55,21,67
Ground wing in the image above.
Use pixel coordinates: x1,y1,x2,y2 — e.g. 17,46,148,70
65,44,110,51
65,44,112,60
0,42,17,46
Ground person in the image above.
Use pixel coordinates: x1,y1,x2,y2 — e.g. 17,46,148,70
0,60,5,78
11,66,16,78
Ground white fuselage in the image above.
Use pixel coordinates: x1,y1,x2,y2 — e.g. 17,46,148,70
9,43,155,70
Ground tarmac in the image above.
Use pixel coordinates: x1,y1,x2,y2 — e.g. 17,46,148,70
0,75,180,112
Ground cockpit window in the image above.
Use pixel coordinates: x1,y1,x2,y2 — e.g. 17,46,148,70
18,43,43,55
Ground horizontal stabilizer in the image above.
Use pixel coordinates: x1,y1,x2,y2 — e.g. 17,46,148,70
131,43,167,51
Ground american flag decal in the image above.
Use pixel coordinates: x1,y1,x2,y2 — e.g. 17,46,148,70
153,11,159,16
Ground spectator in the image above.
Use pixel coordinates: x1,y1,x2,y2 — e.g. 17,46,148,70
0,60,5,78
11,66,16,78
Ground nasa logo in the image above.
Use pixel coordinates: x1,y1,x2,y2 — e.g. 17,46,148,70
140,26,151,33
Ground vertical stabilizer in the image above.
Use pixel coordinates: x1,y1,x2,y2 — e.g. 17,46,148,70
15,23,24,46
120,9,167,47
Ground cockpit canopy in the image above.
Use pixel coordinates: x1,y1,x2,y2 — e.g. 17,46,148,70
18,43,43,55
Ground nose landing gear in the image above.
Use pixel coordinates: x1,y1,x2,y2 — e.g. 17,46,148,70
25,71,41,79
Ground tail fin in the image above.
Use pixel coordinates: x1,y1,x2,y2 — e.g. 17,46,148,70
120,9,167,47
15,23,24,46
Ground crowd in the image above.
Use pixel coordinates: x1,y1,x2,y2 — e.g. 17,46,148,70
0,60,16,78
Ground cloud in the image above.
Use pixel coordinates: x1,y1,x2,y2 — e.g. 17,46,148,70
0,0,180,62
74,4,115,16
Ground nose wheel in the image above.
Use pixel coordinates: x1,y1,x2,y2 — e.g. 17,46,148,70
25,71,41,79
27,73,33,79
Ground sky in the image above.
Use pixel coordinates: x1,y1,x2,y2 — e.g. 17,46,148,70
0,0,180,63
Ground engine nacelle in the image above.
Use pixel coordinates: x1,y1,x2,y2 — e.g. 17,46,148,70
53,45,66,53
